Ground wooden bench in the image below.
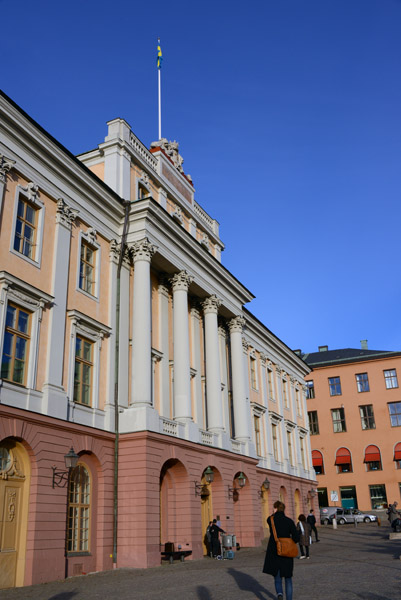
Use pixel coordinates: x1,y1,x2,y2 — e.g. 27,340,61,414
161,550,192,564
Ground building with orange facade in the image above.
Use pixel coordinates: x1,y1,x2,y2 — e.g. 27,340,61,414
302,344,401,512
0,90,316,589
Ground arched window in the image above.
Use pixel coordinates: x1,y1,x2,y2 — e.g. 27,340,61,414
335,447,352,473
364,445,382,471
312,450,324,475
394,442,401,469
67,464,90,552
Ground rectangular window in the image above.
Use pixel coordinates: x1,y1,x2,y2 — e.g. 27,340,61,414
254,415,261,456
272,424,279,461
356,372,370,393
329,376,342,396
282,379,288,407
331,408,346,433
308,410,319,435
359,405,375,430
366,460,382,472
13,196,37,259
267,369,274,400
79,242,96,295
67,465,90,552
296,389,302,415
74,336,93,406
388,402,401,427
1,303,30,385
384,369,398,389
369,484,387,510
250,356,257,390
300,437,306,469
287,431,293,465
306,380,315,399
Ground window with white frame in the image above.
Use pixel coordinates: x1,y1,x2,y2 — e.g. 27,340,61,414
287,430,293,465
384,369,398,389
67,464,91,552
250,354,258,390
272,424,279,461
295,387,302,415
282,377,289,408
67,310,110,410
254,415,261,456
0,272,52,390
77,229,100,299
10,183,45,266
267,366,275,400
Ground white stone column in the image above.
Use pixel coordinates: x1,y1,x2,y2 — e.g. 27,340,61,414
219,323,230,432
202,295,224,433
43,199,79,418
0,154,15,217
190,302,203,426
170,271,193,422
228,316,250,441
158,275,170,417
131,238,157,405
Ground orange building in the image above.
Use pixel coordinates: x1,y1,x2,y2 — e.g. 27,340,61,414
302,343,401,511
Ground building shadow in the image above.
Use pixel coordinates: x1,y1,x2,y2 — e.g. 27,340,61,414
48,592,78,600
196,585,213,600
226,568,275,599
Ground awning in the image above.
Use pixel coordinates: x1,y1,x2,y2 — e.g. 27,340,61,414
394,443,401,461
312,450,323,467
335,448,351,466
364,445,380,463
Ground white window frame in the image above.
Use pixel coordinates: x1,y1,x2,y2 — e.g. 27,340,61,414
10,182,45,268
76,229,101,301
249,349,258,391
251,401,266,457
0,272,53,390
67,310,110,410
269,410,283,463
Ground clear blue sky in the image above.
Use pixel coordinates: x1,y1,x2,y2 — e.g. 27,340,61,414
2,0,401,353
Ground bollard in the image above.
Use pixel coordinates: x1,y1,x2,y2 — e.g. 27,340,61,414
332,518,337,530
378,517,381,527
354,518,358,528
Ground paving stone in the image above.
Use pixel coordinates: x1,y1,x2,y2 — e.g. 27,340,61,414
1,523,400,600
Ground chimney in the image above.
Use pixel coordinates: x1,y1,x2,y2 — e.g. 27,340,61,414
293,349,302,356
318,345,328,352
360,340,368,350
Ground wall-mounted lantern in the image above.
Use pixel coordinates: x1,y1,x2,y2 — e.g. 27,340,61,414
194,466,214,496
52,447,79,488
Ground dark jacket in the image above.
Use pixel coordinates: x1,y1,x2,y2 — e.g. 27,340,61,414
263,511,299,578
306,513,316,527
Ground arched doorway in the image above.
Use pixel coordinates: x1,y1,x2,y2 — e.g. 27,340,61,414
294,489,301,519
261,487,270,538
0,439,30,589
159,459,190,551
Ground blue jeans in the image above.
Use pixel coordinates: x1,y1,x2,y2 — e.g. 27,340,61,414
274,571,293,600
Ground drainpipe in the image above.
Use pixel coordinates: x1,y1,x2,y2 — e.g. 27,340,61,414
113,199,131,569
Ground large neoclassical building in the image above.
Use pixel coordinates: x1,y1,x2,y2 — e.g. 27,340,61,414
0,89,315,588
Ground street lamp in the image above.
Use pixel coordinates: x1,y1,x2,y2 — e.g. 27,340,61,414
228,472,247,499
52,447,79,488
194,466,214,496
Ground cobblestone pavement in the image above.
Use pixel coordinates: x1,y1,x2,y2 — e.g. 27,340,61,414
1,522,400,600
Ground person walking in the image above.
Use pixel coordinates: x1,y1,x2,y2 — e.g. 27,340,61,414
307,509,319,542
209,518,225,558
263,500,299,600
205,521,212,557
297,514,312,559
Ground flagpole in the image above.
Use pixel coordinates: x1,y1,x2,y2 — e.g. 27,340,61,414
157,37,162,140
158,66,161,140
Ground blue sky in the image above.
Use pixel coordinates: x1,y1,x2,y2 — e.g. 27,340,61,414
2,0,401,353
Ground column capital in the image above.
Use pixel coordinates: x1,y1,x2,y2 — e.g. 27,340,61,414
131,238,157,263
201,294,221,315
0,153,16,183
109,239,131,266
158,274,170,298
190,298,202,319
170,270,194,292
56,198,79,228
242,337,250,352
260,352,268,366
228,315,245,334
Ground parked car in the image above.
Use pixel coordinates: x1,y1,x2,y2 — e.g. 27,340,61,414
320,507,377,525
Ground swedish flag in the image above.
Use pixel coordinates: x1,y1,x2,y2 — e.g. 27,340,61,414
157,40,162,69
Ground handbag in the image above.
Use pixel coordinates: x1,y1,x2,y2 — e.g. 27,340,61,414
270,514,298,558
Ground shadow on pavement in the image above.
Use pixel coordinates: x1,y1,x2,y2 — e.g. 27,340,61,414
196,585,212,599
227,568,275,599
47,593,78,600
